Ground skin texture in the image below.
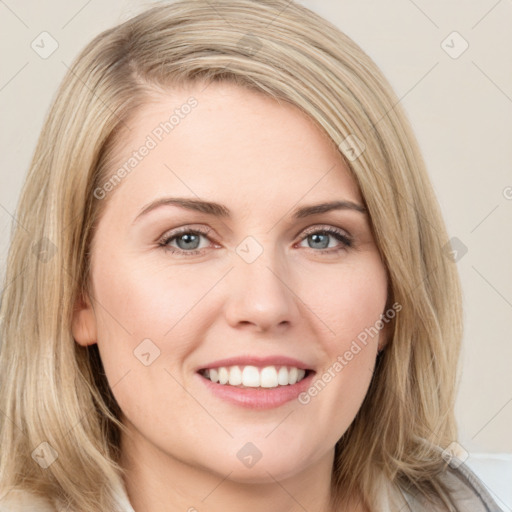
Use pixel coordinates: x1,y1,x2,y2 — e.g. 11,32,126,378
72,81,389,512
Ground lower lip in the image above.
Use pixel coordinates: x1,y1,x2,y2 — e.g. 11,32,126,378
196,371,316,410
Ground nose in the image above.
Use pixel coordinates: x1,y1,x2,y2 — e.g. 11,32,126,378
223,243,300,332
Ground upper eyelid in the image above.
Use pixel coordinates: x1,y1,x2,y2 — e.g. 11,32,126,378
160,225,212,240
300,224,350,236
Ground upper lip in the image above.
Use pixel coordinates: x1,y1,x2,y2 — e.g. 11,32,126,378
196,355,315,372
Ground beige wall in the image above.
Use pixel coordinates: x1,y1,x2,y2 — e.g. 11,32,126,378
1,0,511,454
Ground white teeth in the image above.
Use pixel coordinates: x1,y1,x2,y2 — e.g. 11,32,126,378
209,368,218,383
241,366,259,387
228,366,242,386
260,366,278,388
218,367,229,385
277,366,289,385
203,365,308,387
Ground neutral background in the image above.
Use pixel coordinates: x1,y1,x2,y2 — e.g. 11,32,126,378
1,0,511,507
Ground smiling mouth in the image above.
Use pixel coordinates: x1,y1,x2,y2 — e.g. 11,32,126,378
198,365,315,389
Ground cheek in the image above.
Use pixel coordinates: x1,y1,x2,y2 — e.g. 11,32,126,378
90,251,233,417
90,259,193,437
300,273,386,440
92,253,213,341
301,257,387,428
306,256,388,345
89,256,200,393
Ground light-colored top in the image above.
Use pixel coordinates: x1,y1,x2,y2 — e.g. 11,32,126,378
0,459,504,511
391,459,504,511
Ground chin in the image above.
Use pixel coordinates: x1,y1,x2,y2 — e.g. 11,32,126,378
200,451,313,485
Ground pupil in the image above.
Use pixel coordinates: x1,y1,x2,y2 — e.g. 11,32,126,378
310,233,328,249
178,233,199,250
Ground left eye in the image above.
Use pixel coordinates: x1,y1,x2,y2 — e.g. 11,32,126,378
298,227,353,253
158,226,353,256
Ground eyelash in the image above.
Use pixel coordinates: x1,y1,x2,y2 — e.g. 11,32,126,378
157,225,353,257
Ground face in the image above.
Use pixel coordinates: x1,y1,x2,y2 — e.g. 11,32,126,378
72,81,389,485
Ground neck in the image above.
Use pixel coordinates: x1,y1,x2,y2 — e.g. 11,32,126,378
119,425,352,512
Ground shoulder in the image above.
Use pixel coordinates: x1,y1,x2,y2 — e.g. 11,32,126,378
0,485,135,512
0,489,56,511
400,458,504,512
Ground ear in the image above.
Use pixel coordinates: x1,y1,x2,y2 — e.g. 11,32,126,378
377,320,392,352
72,291,98,347
377,299,397,352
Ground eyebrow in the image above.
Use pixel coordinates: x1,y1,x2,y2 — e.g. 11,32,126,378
132,196,367,224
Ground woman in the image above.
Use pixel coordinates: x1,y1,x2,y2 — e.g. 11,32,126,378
0,1,503,511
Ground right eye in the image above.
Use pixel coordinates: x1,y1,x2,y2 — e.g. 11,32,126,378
158,226,215,256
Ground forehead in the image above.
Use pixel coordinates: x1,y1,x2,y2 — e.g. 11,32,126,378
102,81,363,217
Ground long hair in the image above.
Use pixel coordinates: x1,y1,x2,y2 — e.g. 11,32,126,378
0,1,463,510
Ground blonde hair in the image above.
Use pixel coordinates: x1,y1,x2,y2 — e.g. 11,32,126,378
0,1,463,510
